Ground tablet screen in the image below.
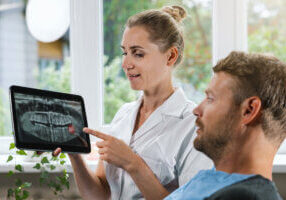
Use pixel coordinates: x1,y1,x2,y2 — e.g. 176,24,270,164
10,86,90,153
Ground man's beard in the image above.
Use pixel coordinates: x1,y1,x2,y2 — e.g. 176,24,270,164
194,107,239,164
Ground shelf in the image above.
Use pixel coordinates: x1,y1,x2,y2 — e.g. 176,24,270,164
0,155,98,173
1,154,286,174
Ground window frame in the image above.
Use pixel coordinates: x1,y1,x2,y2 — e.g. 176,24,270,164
1,0,285,155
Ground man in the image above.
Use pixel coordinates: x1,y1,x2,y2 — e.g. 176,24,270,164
165,51,285,200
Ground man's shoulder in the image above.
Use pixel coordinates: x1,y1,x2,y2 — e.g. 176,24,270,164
206,175,283,200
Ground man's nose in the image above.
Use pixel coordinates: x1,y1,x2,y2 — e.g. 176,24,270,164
193,104,202,118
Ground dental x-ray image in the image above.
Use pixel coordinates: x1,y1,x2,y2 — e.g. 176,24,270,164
14,92,88,147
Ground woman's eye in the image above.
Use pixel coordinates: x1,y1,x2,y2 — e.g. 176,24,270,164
131,50,144,58
122,52,127,56
206,97,213,103
135,53,144,58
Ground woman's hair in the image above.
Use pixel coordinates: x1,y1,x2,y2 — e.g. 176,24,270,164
125,5,187,66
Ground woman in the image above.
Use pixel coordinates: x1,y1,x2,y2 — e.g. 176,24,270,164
54,5,212,200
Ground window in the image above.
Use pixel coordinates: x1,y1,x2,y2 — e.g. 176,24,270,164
1,0,285,155
103,0,212,123
0,0,70,137
248,0,286,61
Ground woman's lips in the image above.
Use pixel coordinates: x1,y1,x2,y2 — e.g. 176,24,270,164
128,74,141,80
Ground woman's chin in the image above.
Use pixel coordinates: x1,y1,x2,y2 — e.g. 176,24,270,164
130,84,143,91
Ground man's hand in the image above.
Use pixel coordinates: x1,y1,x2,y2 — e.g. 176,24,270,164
83,127,139,172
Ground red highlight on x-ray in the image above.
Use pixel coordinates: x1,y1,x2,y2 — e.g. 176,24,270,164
68,124,75,135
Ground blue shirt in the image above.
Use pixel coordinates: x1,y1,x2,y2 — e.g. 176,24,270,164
164,168,254,200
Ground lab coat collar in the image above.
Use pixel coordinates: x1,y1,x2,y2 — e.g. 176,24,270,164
131,88,190,142
135,88,190,118
160,87,191,118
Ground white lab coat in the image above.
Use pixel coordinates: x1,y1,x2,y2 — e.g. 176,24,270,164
104,88,213,200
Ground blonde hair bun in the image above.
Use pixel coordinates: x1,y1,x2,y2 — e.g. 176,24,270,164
161,5,187,23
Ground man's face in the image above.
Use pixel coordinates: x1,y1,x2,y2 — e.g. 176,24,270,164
193,72,241,162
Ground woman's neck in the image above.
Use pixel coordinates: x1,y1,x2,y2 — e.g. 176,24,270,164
141,85,175,113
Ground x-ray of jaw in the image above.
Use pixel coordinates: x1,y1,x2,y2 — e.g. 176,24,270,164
14,93,88,147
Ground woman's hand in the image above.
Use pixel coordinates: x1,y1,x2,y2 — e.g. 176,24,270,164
83,127,140,172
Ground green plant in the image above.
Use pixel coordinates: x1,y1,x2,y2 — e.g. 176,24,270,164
6,142,69,200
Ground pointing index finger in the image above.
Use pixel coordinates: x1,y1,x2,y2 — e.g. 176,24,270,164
83,128,110,140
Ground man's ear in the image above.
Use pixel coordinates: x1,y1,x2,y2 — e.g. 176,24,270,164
166,47,179,66
241,96,262,126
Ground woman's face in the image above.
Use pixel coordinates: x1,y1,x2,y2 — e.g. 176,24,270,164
121,26,172,92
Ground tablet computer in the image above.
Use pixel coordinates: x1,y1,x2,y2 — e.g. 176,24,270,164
10,85,91,153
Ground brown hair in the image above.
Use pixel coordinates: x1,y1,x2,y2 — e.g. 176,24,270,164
213,51,286,145
125,5,187,66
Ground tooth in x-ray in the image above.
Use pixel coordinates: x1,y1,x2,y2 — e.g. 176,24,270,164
14,93,85,144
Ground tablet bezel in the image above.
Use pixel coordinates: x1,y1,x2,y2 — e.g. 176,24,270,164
10,85,91,154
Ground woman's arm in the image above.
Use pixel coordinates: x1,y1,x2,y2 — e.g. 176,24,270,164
125,154,170,200
84,128,170,200
68,154,111,200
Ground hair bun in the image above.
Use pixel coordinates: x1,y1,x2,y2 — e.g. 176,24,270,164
161,5,187,23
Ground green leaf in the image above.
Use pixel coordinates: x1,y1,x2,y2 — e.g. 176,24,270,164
7,155,13,162
40,170,49,185
51,156,59,161
22,182,32,188
15,193,21,199
7,170,14,177
56,176,62,182
16,150,27,155
32,152,40,158
59,153,66,159
60,160,66,165
15,178,22,187
9,143,15,150
33,163,41,170
41,157,49,164
50,165,56,170
40,170,49,179
65,181,70,189
22,190,29,199
15,164,23,172
7,188,14,197
15,187,20,194
39,177,46,185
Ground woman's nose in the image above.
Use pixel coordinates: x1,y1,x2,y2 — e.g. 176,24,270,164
122,56,134,70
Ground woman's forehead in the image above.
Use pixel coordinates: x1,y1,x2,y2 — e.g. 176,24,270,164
121,26,151,47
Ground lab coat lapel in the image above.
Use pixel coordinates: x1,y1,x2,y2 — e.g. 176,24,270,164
133,108,163,141
132,88,189,143
121,98,142,145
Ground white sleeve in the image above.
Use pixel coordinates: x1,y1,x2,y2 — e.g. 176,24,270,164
175,122,213,186
177,146,213,185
